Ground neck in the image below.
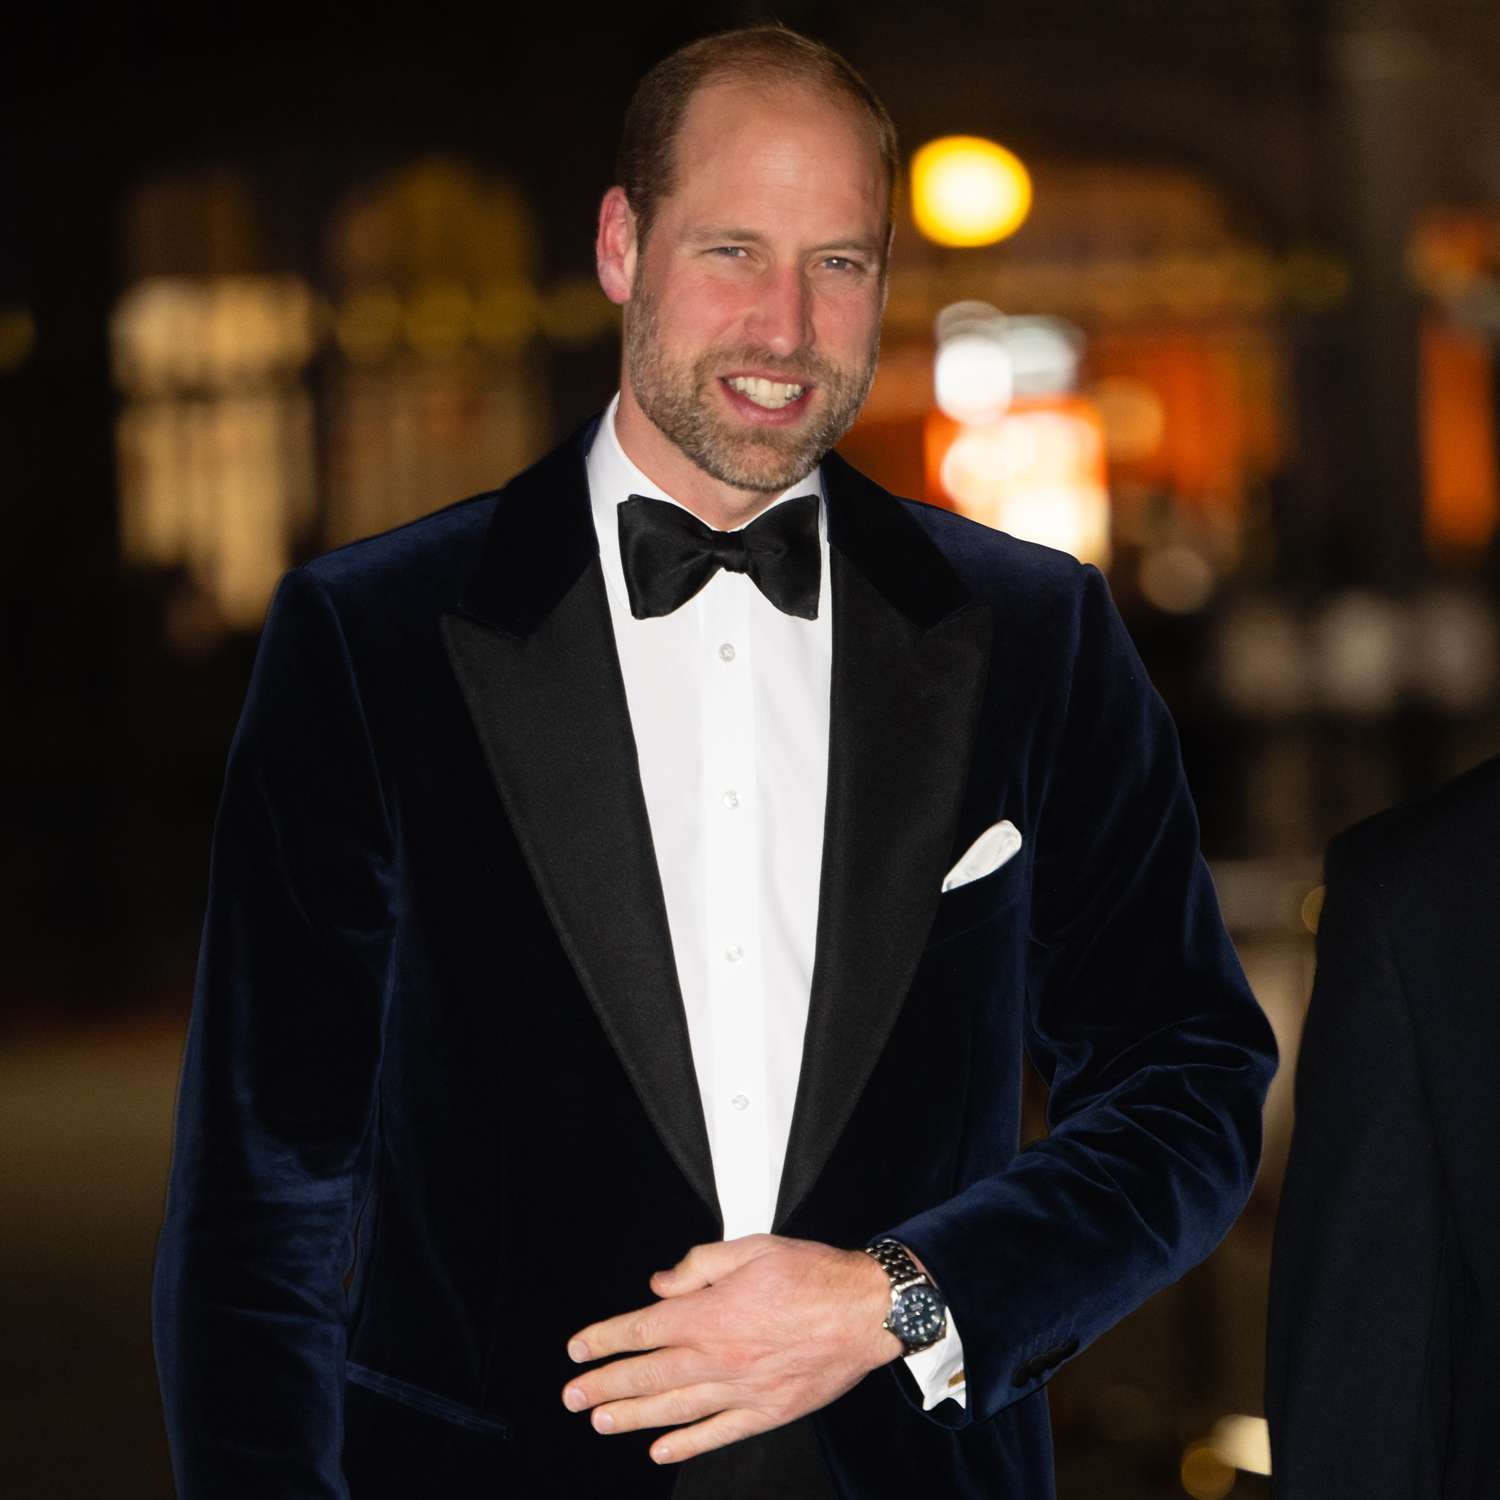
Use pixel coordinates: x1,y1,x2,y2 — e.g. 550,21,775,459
613,383,795,531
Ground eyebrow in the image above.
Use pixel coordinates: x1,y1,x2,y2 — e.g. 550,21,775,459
684,226,884,258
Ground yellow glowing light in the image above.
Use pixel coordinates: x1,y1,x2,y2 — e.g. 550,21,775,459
0,305,37,374
1180,1442,1235,1500
911,136,1032,248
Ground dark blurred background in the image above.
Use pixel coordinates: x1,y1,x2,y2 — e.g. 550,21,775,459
4,1,1499,1496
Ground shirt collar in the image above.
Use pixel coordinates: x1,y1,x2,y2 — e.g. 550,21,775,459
586,392,826,613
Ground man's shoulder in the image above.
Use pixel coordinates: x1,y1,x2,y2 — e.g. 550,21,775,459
895,492,1089,602
1327,752,1500,898
298,489,500,608
827,450,1095,620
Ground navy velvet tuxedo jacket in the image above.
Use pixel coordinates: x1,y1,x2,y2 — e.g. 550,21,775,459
1267,755,1500,1498
153,421,1276,1499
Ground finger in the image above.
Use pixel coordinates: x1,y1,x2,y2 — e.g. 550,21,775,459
588,1382,733,1435
651,1407,766,1465
569,1297,684,1363
651,1235,775,1297
562,1347,704,1411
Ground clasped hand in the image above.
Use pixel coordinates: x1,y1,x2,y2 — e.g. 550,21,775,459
560,1233,901,1464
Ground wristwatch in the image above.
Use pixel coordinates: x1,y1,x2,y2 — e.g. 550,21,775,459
864,1239,947,1355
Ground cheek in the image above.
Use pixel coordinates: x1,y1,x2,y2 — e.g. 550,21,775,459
815,292,882,357
658,272,756,347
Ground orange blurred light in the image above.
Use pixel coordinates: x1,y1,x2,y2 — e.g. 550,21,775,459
926,398,1110,566
1421,319,1500,554
911,136,1032,248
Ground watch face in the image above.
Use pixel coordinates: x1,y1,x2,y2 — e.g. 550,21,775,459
893,1284,946,1348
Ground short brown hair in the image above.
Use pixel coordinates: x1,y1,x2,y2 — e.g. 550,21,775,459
616,25,898,249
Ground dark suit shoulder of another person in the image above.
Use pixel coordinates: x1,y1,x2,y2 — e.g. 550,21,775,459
1266,753,1500,1500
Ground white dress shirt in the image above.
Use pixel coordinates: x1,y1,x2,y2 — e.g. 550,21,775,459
586,396,964,1409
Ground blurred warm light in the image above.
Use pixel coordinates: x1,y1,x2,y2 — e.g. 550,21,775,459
934,303,1013,423
999,318,1082,398
112,275,317,395
112,273,319,629
1421,320,1500,554
1312,591,1403,717
1300,884,1325,935
1092,376,1166,463
932,403,1111,566
911,136,1032,248
935,332,1013,423
0,304,37,374
1209,1415,1272,1477
1139,544,1215,614
1180,1442,1235,1499
1181,1413,1272,1496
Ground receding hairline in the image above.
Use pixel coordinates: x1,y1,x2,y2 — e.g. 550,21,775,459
615,26,899,246
670,73,892,193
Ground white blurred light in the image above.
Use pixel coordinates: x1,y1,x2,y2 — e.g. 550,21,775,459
1209,1414,1272,1477
941,418,1109,563
1001,318,1083,398
1312,591,1404,716
935,333,1013,423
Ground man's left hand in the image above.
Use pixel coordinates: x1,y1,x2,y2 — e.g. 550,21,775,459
561,1234,901,1464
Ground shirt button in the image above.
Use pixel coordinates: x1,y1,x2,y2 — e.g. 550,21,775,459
725,944,744,964
718,642,736,662
722,789,739,809
730,1093,750,1112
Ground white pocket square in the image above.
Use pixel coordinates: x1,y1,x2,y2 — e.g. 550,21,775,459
941,820,1023,893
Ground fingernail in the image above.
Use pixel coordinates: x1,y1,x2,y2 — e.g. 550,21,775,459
653,1445,672,1464
568,1339,590,1363
593,1409,615,1433
563,1386,587,1412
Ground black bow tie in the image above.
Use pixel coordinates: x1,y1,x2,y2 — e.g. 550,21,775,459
616,493,821,621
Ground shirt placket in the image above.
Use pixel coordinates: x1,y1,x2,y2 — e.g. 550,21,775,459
699,571,769,1240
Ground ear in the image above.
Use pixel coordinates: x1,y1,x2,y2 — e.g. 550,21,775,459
596,186,639,306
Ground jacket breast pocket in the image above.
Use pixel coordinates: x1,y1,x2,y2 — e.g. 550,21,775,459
926,855,1027,950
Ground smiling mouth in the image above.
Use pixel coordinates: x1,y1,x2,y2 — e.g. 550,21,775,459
723,375,808,411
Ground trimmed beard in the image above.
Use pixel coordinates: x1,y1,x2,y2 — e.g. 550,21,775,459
624,278,880,495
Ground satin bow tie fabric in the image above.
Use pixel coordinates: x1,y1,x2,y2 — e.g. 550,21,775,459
617,493,821,621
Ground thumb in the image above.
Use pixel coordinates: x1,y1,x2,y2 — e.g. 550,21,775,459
650,1234,775,1297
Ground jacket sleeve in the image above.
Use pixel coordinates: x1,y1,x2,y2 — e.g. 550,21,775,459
1265,836,1447,1499
885,563,1277,1427
153,568,395,1499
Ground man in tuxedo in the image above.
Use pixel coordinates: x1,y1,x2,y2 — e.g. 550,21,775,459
153,25,1276,1500
1266,754,1500,1498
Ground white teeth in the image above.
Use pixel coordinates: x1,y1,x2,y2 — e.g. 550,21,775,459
726,376,805,409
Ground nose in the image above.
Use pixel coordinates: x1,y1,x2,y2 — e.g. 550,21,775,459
745,264,811,358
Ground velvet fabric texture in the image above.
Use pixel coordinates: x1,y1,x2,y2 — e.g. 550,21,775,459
1267,755,1500,1499
153,419,1277,1499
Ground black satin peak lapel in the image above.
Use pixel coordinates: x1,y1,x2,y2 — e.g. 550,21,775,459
444,431,718,1223
774,464,993,1229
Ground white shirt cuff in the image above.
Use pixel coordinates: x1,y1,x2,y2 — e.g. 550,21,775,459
903,1304,966,1409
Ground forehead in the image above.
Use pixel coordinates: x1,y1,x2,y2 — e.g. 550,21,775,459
662,76,888,234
